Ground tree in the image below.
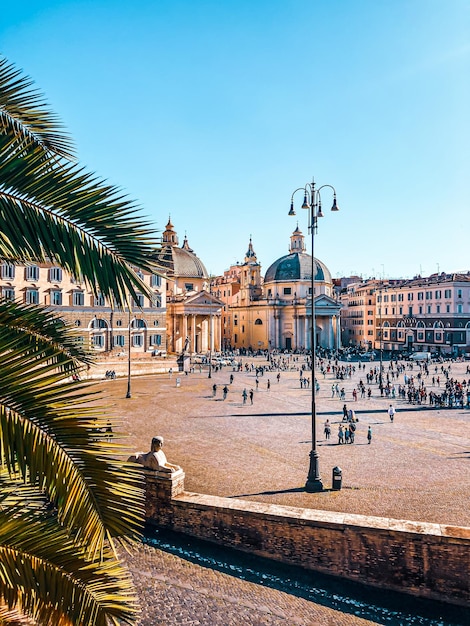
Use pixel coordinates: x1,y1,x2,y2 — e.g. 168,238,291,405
0,57,160,624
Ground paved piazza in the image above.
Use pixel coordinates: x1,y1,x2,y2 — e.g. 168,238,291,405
101,357,470,625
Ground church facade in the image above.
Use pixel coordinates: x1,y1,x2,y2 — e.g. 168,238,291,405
215,227,341,352
157,219,224,355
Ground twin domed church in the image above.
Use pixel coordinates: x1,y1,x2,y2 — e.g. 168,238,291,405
159,219,341,354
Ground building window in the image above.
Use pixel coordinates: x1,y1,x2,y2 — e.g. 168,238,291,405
26,289,39,304
457,304,463,314
436,305,440,313
425,291,432,300
408,306,413,316
185,283,194,291
408,293,413,301
113,335,125,347
254,319,263,325
152,294,162,308
132,319,146,329
51,290,62,305
435,290,441,299
427,305,431,314
25,265,39,281
444,289,451,298
446,304,450,313
116,319,122,327
49,267,62,282
435,332,442,341
399,306,403,315
92,318,107,329
132,334,143,347
418,306,423,314
1,263,15,280
94,293,106,306
153,320,159,326
92,335,104,348
150,334,162,346
133,293,145,307
283,287,292,295
2,287,14,301
417,332,424,341
73,291,84,306
150,274,162,287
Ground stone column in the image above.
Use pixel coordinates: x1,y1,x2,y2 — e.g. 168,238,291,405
144,468,185,528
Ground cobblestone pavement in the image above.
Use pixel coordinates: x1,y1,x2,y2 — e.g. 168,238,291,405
100,357,470,625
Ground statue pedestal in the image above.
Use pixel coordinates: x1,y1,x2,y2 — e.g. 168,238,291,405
144,468,185,525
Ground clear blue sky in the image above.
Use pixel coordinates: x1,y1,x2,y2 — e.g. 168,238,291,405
2,0,469,280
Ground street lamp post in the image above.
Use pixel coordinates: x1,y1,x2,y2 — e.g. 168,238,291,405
126,306,132,398
289,177,339,493
208,304,213,378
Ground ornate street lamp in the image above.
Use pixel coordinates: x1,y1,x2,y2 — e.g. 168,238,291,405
289,177,339,492
126,306,132,398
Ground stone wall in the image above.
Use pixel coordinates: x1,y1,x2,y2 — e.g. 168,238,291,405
144,474,470,607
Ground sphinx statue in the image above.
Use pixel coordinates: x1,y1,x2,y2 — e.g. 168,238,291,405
128,436,181,474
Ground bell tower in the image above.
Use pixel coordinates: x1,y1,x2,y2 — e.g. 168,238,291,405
240,236,262,303
289,224,306,253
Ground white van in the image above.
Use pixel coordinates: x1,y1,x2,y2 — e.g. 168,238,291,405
410,351,431,362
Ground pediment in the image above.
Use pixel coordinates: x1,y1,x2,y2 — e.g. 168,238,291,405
184,290,224,307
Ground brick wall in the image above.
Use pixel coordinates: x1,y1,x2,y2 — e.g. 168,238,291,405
144,474,470,607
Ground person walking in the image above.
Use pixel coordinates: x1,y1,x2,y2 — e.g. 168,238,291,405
223,385,229,400
388,404,396,422
267,379,271,391
242,388,248,405
249,389,254,405
367,426,372,444
212,383,217,397
324,419,331,440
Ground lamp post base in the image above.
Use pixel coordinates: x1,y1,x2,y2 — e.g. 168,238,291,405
305,450,323,492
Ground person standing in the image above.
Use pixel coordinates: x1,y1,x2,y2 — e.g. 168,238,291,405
388,404,396,422
242,388,248,404
338,424,344,445
324,419,331,440
367,426,372,444
249,389,254,405
212,383,217,397
267,379,271,391
349,421,356,443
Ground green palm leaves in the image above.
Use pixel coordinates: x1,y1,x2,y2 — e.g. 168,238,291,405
0,56,157,306
0,57,158,624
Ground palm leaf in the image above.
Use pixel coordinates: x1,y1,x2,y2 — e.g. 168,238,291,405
0,300,145,556
0,57,74,160
0,477,138,626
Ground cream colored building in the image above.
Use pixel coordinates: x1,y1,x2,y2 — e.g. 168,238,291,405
219,228,341,352
157,219,223,355
0,260,167,354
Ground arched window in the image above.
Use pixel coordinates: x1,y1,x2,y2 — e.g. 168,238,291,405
131,319,146,329
254,319,263,325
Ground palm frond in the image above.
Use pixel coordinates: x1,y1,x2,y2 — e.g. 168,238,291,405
0,484,138,626
0,57,74,160
0,301,145,555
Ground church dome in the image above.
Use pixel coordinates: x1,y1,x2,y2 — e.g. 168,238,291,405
156,218,209,279
264,252,331,284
